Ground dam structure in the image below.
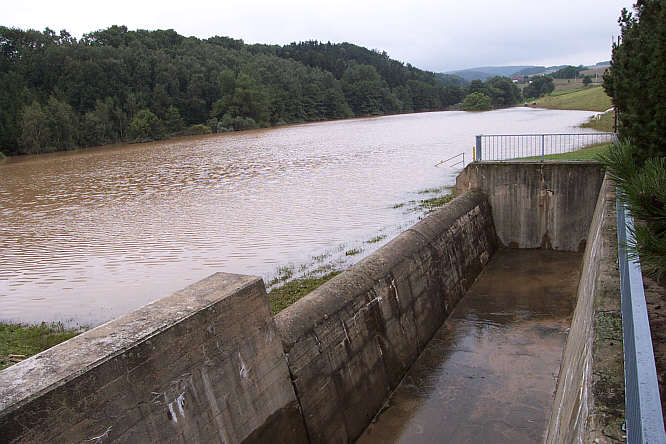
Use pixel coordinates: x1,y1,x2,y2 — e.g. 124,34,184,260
1,161,617,443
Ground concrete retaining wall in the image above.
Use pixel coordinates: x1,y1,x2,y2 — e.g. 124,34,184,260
0,274,308,444
274,190,498,443
545,174,612,443
456,161,604,251
0,190,498,444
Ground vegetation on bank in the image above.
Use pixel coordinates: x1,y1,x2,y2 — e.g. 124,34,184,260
0,322,80,371
581,111,614,132
267,186,457,314
601,0,665,280
533,86,612,111
0,26,467,156
268,271,342,314
518,143,612,161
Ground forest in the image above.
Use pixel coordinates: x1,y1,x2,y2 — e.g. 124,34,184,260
0,26,524,156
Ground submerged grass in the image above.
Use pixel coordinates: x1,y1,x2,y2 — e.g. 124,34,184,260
1,322,81,371
416,192,456,213
366,234,387,244
268,271,342,314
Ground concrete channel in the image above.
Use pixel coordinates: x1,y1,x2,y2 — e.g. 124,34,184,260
0,162,612,443
357,249,581,443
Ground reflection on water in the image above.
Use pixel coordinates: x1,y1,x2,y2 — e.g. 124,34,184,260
357,249,582,444
0,108,595,326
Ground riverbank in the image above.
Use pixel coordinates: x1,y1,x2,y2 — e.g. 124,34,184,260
533,86,612,112
0,322,81,371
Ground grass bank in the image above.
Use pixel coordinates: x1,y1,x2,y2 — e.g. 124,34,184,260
534,86,612,112
1,322,81,371
517,142,612,161
581,111,615,132
268,271,342,314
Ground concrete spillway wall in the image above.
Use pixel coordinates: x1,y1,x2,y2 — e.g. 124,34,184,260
0,190,498,443
0,274,309,443
274,190,498,443
1,162,610,443
456,161,605,251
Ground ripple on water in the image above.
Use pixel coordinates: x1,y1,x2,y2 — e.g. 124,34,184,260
0,108,598,326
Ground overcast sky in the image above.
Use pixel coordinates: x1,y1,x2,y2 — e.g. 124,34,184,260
4,0,633,72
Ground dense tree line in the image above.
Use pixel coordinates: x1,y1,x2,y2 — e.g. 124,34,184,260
603,0,665,160
601,0,665,278
551,65,585,79
0,26,469,156
461,77,523,110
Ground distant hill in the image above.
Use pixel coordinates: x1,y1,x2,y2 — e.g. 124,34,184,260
435,73,467,86
445,65,538,81
446,63,608,81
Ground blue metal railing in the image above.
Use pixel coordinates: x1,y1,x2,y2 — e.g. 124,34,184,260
474,132,616,161
617,198,666,443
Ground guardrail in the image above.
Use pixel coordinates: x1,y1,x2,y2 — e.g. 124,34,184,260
474,132,616,161
616,198,666,443
435,152,465,168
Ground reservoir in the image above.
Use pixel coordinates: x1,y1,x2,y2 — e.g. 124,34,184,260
0,108,596,326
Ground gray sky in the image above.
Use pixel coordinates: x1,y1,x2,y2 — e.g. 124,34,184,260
4,0,633,72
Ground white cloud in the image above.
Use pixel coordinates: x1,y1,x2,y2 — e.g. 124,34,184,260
4,0,633,71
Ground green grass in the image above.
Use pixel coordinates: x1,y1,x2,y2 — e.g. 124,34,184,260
518,143,612,161
550,87,585,96
417,187,444,194
416,193,456,213
366,234,387,244
0,151,6,161
535,86,612,111
345,248,361,256
268,271,342,314
1,322,80,371
581,111,615,133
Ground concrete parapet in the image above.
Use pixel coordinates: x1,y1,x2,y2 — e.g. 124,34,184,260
0,273,307,444
545,174,615,442
456,161,605,251
274,190,498,443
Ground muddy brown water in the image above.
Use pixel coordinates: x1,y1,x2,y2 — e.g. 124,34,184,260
357,249,582,444
0,109,596,326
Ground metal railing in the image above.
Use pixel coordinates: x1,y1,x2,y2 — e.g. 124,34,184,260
435,152,464,168
475,132,616,161
617,198,666,443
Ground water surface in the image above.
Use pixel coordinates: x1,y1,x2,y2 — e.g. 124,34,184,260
0,108,596,326
357,249,582,443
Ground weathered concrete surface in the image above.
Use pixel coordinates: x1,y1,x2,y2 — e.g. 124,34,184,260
0,273,308,444
274,190,498,443
358,249,581,444
545,175,625,443
584,181,625,443
456,161,604,251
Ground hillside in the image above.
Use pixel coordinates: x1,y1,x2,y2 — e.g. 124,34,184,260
533,86,612,111
0,27,465,156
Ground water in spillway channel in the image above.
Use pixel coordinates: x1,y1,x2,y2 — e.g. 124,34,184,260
357,249,582,443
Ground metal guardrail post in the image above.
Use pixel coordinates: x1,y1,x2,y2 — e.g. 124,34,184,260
476,135,482,161
541,134,545,162
616,198,666,443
